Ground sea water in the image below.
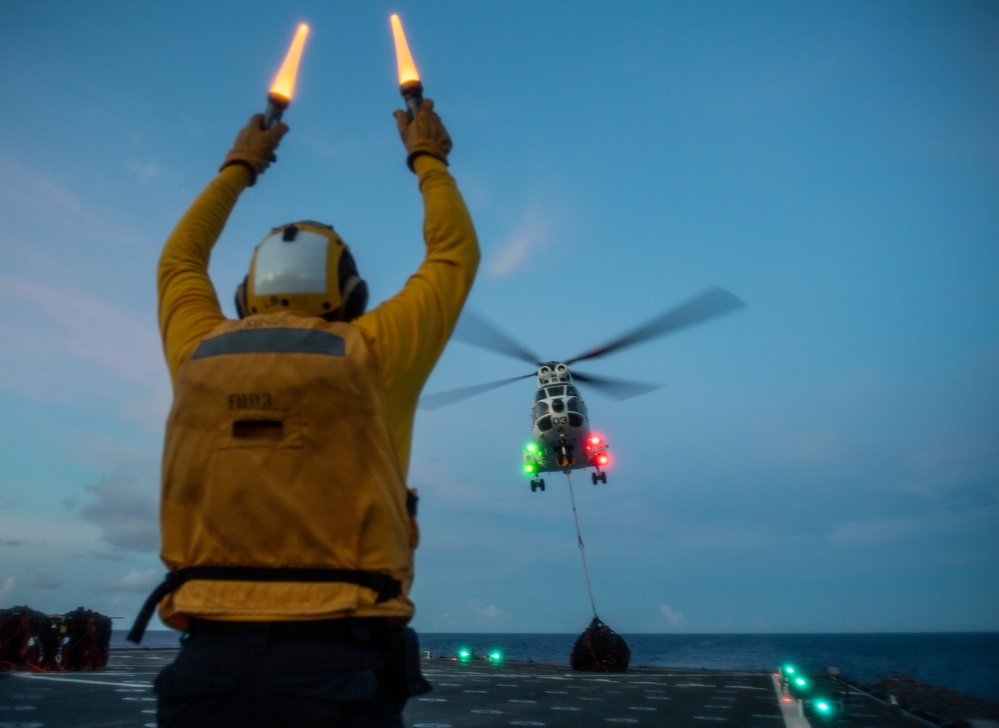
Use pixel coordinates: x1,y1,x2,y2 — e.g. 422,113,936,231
114,631,999,702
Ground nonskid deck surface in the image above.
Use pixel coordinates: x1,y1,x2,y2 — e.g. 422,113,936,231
0,649,169,728
1,650,930,728
412,660,778,728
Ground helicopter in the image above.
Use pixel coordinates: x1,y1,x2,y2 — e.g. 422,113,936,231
420,287,746,492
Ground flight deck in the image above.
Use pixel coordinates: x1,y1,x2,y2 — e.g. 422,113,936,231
1,649,934,728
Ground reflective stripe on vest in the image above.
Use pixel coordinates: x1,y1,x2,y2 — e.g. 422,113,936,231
193,328,346,359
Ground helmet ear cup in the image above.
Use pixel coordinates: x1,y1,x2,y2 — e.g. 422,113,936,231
337,247,368,322
235,277,249,319
339,275,369,322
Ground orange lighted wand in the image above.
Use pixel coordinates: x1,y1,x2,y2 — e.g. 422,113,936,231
390,14,423,119
263,23,310,129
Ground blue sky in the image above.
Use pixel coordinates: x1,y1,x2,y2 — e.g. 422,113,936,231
1,1,997,636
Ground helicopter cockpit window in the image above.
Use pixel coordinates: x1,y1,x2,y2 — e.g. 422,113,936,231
569,413,583,427
567,385,580,397
535,389,547,402
532,401,549,420
546,386,565,397
567,397,586,415
537,415,553,432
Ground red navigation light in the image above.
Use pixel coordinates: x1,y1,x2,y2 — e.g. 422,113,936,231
589,435,602,446
597,454,609,466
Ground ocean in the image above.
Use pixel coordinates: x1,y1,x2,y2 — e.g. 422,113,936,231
113,630,999,702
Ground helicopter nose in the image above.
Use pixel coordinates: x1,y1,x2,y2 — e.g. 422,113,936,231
551,399,565,413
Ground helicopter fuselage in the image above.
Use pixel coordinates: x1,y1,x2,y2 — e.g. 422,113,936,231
523,363,609,490
421,288,745,493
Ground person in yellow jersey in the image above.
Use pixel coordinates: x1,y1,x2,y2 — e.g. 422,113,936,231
129,99,479,727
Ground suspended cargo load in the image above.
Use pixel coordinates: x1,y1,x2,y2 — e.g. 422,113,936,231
571,616,630,673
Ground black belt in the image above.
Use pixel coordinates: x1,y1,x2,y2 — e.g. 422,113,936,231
186,616,399,643
126,566,402,645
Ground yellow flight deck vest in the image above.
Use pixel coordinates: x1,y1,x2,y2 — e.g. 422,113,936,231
156,313,417,631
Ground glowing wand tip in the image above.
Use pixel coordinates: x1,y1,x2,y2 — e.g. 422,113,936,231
390,13,423,118
264,22,310,129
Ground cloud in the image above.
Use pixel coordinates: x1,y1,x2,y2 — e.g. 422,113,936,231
0,274,162,386
0,155,83,217
416,600,515,631
755,426,844,466
1,539,29,547
485,202,555,277
825,517,916,545
23,567,63,590
90,568,159,594
89,549,129,562
0,576,14,602
467,599,511,625
76,469,159,552
181,115,206,138
0,151,145,247
126,160,164,182
115,387,173,435
0,274,167,423
660,603,686,625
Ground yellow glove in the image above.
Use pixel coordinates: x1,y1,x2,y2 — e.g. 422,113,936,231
220,114,289,186
393,98,453,172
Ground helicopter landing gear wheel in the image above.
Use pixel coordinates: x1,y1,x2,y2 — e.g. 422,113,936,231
530,478,546,492
592,471,607,485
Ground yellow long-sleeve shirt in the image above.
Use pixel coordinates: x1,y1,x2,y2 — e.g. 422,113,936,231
152,156,479,626
158,156,480,478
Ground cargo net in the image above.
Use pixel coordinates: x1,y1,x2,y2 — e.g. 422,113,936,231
1,605,112,672
571,616,631,673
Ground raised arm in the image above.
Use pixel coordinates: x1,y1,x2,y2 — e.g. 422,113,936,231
157,115,287,383
354,99,480,472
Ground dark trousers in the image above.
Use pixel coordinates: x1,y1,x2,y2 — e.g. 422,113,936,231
154,619,411,728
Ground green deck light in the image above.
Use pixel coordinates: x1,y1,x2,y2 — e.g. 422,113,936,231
488,649,503,664
810,697,836,719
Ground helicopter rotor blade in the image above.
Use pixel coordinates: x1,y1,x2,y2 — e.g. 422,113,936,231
571,370,662,400
418,372,536,411
451,310,543,365
566,286,745,365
